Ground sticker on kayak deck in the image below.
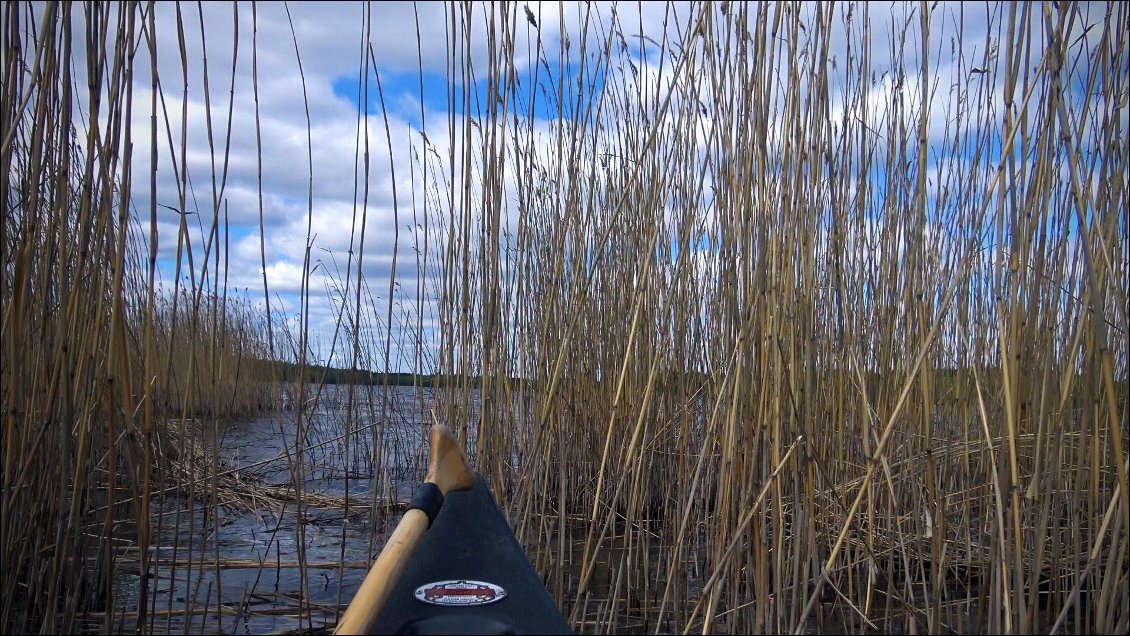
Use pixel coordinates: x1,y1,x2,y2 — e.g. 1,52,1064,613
414,580,507,606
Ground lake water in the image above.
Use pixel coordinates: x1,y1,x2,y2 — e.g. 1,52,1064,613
111,384,1048,636
121,384,475,635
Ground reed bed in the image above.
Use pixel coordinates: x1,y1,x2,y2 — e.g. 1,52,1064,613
431,2,1129,634
2,2,283,633
2,1,1127,635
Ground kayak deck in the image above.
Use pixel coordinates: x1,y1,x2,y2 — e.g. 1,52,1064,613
369,474,572,635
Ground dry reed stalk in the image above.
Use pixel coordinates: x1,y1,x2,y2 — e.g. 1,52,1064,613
2,3,283,633
434,2,1127,634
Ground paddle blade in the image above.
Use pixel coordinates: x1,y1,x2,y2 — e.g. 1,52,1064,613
426,424,475,495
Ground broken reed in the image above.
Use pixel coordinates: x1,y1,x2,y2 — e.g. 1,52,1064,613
1,2,278,633
430,2,1128,634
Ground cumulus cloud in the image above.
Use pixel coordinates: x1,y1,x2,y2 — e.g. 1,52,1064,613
22,1,1120,374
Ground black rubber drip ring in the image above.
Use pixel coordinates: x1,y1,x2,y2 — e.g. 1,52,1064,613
407,482,444,527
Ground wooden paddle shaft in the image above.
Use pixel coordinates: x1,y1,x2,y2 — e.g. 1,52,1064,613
334,508,429,634
335,425,474,635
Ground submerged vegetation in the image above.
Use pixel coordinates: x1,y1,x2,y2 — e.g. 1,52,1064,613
2,1,1127,634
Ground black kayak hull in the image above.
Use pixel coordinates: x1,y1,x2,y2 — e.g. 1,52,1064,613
369,474,572,635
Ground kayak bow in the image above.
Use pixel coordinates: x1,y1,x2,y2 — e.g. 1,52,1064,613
336,426,572,635
335,424,474,634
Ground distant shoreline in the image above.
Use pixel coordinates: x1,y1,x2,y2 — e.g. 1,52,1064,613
263,360,486,388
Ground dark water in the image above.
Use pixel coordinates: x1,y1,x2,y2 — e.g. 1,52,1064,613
119,384,467,634
111,385,1053,635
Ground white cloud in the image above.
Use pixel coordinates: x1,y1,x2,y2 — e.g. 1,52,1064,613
16,1,1121,375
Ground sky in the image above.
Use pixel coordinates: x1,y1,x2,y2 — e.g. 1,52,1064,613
117,1,676,371
16,1,1123,373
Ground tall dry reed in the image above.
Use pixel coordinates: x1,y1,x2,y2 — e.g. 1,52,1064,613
431,2,1128,634
2,2,278,632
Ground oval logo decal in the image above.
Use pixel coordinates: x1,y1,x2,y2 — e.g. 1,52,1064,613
414,580,507,606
